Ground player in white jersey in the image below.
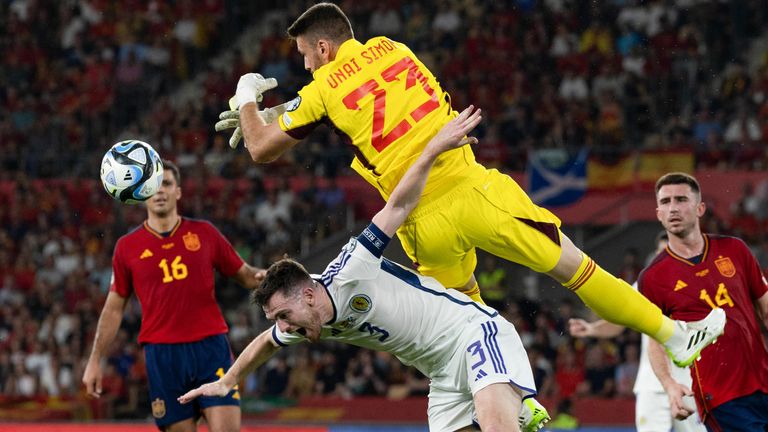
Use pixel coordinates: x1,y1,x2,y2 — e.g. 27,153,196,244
568,233,705,432
179,107,537,431
569,314,704,432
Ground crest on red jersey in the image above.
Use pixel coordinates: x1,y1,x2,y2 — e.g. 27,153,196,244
715,256,735,277
183,232,201,251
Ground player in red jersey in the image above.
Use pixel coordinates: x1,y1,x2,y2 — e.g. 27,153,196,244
640,172,768,432
83,160,265,431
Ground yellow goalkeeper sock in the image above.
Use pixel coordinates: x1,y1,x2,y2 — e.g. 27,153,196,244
563,254,674,343
459,281,486,305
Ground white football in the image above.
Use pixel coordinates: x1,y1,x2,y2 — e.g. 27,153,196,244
100,140,164,204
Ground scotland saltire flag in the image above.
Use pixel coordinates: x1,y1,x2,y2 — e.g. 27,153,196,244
527,148,588,207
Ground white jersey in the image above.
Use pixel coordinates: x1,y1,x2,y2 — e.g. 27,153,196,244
631,282,692,394
634,333,693,393
272,234,500,378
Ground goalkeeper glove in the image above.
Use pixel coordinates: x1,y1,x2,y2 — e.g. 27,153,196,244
233,73,278,108
215,103,289,149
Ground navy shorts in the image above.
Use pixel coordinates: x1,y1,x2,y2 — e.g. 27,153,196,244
707,391,768,432
144,334,240,428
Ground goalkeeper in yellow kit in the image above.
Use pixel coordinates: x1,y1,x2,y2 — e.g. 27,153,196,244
219,3,725,431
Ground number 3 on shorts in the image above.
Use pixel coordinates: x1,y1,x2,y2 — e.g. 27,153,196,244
467,340,487,370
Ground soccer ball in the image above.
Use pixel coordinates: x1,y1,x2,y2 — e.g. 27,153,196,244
100,140,164,204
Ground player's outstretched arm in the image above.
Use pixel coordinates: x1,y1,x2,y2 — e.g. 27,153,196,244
757,291,768,330
372,105,482,237
178,328,280,404
233,73,300,162
216,102,291,150
231,263,267,290
568,318,625,338
648,339,695,420
83,291,129,398
239,103,300,162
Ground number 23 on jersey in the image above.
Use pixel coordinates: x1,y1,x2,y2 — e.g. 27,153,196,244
343,56,440,152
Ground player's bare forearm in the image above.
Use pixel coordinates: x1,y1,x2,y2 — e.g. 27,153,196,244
648,339,676,390
757,291,768,330
373,144,440,236
373,106,482,237
587,319,625,338
568,318,625,338
233,263,266,290
88,292,128,360
240,103,299,163
83,292,127,398
649,339,695,419
221,328,280,387
179,330,279,404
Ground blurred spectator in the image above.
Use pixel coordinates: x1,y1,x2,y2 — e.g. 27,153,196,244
528,346,554,397
550,23,578,58
285,351,316,399
579,343,616,397
614,344,640,397
368,4,402,37
25,340,57,396
477,255,508,309
555,349,584,400
345,350,386,396
724,106,762,145
617,248,642,284
559,70,589,101
315,351,344,396
256,188,291,231
432,1,461,34
262,357,290,397
9,363,38,397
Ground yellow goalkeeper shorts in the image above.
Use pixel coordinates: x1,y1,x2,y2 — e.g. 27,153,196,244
397,166,563,289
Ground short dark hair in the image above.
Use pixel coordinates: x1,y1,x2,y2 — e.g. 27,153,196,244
162,159,181,185
287,2,353,44
655,172,700,196
252,259,313,307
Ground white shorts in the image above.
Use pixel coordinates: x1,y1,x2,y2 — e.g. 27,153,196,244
427,317,535,432
636,391,706,432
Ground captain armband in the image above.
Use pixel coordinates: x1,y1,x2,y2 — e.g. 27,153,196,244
357,222,391,258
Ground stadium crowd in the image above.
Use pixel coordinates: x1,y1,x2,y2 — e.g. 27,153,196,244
2,0,768,422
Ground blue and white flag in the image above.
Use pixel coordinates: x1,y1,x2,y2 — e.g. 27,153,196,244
527,148,588,207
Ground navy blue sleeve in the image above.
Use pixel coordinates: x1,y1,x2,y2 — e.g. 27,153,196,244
356,222,391,258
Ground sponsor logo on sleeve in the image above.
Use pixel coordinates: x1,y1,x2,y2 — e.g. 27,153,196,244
286,96,301,111
336,316,358,330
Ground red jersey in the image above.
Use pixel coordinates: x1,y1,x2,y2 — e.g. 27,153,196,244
638,234,768,414
111,217,244,344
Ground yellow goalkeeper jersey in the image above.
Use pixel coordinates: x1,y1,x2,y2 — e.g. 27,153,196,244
278,37,480,200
